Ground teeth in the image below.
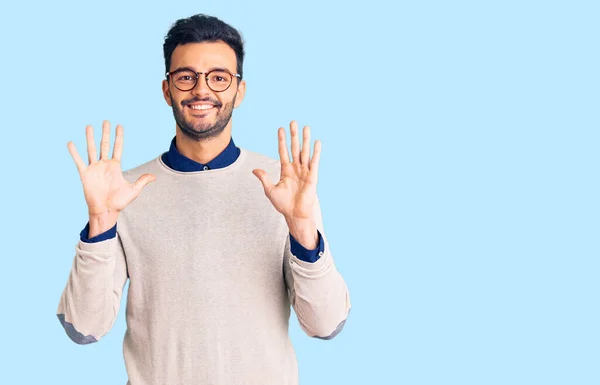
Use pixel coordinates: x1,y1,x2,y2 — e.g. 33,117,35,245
190,105,214,110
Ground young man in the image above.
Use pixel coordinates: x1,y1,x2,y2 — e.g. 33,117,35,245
57,13,351,385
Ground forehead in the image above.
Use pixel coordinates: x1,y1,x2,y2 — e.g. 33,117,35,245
170,41,237,72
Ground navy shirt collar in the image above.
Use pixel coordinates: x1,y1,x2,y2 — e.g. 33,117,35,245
162,136,240,172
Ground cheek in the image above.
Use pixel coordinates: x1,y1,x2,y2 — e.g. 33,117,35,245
224,90,238,106
169,91,185,108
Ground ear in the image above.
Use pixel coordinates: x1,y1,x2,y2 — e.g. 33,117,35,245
234,79,246,108
162,79,172,107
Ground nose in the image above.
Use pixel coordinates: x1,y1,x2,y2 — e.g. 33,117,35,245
191,73,212,97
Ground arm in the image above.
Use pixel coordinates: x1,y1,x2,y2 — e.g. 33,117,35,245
58,120,154,344
56,233,128,344
253,121,350,339
283,196,351,339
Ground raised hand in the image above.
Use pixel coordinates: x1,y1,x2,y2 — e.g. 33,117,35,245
67,121,156,236
252,121,321,248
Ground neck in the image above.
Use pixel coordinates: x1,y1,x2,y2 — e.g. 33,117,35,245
175,124,232,164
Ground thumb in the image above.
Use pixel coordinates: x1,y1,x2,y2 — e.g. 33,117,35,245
132,173,156,194
252,169,273,195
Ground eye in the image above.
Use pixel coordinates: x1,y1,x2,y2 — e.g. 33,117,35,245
209,75,228,83
208,71,231,83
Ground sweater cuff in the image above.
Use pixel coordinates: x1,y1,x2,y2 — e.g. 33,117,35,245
80,222,117,243
289,230,324,263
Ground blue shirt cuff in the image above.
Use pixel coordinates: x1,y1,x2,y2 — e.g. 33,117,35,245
289,230,324,263
80,222,117,243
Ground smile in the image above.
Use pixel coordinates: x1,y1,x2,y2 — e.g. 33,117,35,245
188,104,215,110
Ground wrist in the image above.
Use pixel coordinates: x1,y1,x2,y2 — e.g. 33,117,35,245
88,212,118,238
285,216,318,250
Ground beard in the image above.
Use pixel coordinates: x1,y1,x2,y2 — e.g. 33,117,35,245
171,94,236,142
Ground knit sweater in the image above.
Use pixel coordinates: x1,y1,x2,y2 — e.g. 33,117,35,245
57,147,351,385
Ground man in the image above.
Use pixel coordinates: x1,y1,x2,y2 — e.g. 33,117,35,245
57,13,351,385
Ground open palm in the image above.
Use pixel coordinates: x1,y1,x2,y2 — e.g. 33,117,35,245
67,121,156,217
253,121,321,220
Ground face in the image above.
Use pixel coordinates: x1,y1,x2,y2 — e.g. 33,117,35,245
162,41,246,141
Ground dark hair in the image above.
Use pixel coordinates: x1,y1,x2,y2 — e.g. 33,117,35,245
163,14,245,79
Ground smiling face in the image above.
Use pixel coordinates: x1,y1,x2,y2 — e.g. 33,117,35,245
162,41,246,141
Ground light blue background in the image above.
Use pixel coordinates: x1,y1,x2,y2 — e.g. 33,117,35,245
0,0,598,384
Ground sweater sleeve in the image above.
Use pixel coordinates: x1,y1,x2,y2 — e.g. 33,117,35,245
56,233,128,344
283,195,351,340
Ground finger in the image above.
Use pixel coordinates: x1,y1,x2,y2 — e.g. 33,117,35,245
300,125,311,166
100,120,111,160
290,120,300,164
132,173,156,194
67,141,86,174
113,124,124,161
309,140,321,178
252,169,274,196
86,125,97,164
277,127,290,164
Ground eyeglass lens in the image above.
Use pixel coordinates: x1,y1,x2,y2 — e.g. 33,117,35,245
171,70,233,92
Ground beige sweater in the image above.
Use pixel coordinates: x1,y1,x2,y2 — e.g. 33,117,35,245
57,148,351,385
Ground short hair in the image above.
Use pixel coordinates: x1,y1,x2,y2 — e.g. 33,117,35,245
163,14,245,79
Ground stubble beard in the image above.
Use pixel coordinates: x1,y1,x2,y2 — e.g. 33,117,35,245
172,94,237,142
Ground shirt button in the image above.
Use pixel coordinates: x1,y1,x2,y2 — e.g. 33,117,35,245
318,251,324,257
203,165,209,171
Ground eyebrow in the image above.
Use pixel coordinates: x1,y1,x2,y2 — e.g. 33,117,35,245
170,66,233,74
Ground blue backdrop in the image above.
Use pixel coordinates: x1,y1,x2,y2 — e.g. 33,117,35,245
0,0,598,384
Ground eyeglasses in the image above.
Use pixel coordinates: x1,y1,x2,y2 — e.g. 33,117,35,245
166,69,241,92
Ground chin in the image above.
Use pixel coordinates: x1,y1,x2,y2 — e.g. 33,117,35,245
185,112,216,126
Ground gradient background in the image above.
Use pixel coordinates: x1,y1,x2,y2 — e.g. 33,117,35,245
0,0,598,384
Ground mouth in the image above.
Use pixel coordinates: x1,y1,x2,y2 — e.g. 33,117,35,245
184,101,219,115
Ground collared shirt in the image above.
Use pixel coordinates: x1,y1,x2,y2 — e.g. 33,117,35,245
80,136,324,263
